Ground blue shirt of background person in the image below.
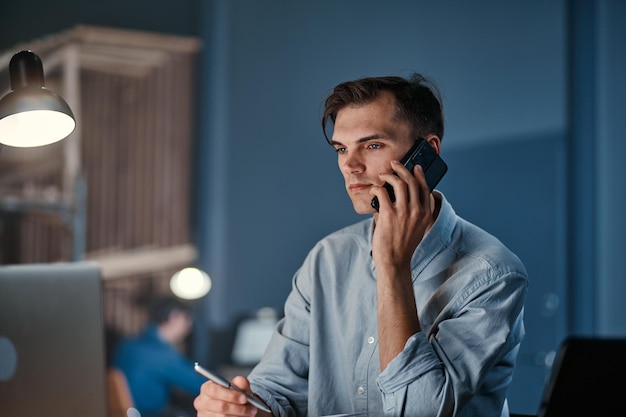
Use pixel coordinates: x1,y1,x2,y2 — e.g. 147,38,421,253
113,296,205,417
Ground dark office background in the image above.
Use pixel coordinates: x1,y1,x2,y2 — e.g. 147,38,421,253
2,0,625,414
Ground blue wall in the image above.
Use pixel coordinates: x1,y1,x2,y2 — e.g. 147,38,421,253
3,1,625,414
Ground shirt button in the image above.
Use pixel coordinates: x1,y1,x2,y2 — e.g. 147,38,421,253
367,336,375,344
357,386,365,394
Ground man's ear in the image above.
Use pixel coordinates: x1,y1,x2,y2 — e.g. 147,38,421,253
424,135,442,154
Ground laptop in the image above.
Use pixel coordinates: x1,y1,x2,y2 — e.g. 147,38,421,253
0,261,108,417
537,336,626,417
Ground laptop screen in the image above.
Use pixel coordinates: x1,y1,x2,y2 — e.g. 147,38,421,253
0,262,108,417
538,336,626,417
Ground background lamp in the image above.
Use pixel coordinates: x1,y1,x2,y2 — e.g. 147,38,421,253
0,50,76,148
170,267,212,300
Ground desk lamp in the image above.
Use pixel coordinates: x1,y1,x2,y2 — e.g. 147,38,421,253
0,50,75,148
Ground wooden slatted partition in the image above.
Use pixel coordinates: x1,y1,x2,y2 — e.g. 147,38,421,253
77,26,200,260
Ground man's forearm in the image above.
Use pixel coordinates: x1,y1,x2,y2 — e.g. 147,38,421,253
376,265,421,370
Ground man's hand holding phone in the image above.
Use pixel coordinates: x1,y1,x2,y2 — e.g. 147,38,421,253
369,138,447,267
371,137,447,212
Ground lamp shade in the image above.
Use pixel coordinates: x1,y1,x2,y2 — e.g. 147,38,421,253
0,50,76,148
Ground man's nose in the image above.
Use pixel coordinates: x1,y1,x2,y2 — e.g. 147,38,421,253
341,152,364,174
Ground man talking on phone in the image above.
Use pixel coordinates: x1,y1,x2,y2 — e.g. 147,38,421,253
194,73,528,417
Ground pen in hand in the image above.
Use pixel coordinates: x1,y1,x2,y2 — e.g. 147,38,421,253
194,362,271,413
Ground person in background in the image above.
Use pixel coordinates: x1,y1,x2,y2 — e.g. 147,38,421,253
194,73,528,417
113,295,205,417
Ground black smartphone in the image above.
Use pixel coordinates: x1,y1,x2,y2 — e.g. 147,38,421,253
371,138,448,212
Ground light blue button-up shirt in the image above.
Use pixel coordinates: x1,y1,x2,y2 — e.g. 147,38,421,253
249,192,528,417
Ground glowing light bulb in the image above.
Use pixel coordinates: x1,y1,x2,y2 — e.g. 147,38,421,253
170,267,212,300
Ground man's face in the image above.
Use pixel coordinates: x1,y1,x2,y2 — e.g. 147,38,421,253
331,92,415,214
169,310,193,342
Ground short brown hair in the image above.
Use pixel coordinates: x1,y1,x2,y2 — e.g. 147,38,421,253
321,73,444,145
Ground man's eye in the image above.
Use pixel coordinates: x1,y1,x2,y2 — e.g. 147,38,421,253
368,143,381,150
335,147,347,154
